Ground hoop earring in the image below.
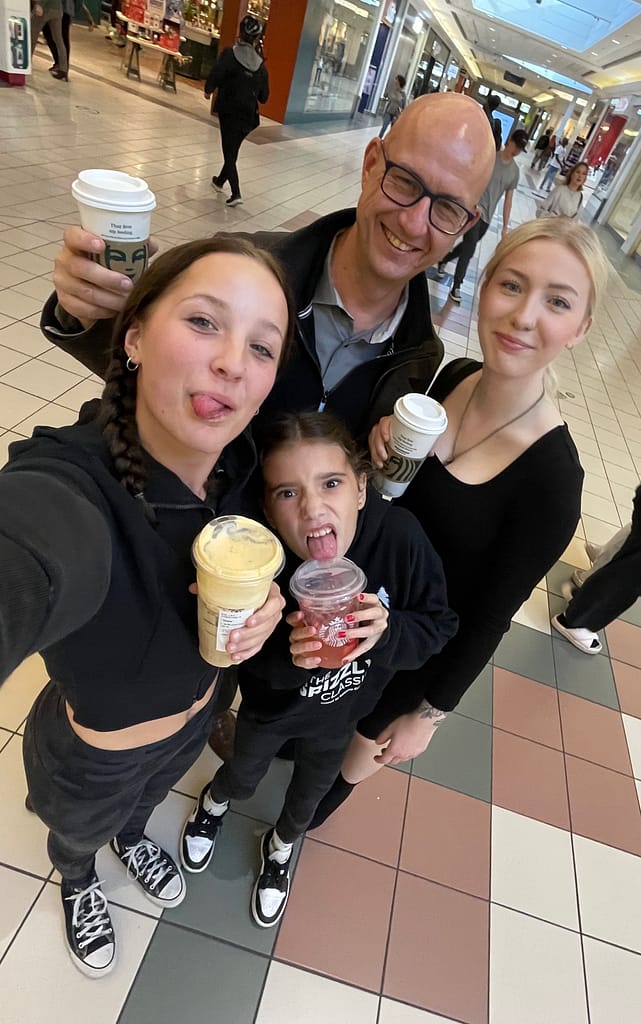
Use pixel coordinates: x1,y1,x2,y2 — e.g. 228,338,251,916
126,356,139,372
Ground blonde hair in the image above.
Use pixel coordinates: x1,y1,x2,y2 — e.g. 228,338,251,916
482,217,608,320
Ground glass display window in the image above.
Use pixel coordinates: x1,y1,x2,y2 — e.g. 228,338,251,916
303,0,378,115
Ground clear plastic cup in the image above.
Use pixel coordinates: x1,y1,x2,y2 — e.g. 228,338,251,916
289,557,368,669
192,515,285,668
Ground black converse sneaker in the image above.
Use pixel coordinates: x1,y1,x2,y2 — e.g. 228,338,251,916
110,836,186,908
180,784,227,873
251,829,291,928
61,874,116,978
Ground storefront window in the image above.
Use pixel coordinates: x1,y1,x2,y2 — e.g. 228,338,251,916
247,0,270,24
608,157,641,241
303,0,379,114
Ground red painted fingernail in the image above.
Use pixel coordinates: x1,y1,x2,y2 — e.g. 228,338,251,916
337,631,347,638
358,594,365,601
345,614,355,623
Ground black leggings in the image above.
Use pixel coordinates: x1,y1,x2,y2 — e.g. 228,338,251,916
216,117,250,198
23,681,216,886
445,218,490,290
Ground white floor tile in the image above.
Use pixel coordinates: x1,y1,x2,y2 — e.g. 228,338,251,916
256,962,379,1023
379,1003,459,1024
0,735,51,877
0,882,157,1024
574,835,641,953
0,864,44,959
491,807,579,929
489,904,588,1024
581,492,621,527
55,377,103,412
0,654,48,731
15,401,77,434
0,359,86,401
622,715,641,781
0,321,51,356
560,535,591,570
0,382,45,429
512,586,551,634
0,289,43,319
584,937,641,1024
0,431,25,467
581,514,620,546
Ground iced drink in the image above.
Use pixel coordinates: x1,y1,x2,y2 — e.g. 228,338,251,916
71,169,156,283
290,557,367,669
374,393,448,498
192,516,284,668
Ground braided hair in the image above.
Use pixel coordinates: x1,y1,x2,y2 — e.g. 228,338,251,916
99,236,295,498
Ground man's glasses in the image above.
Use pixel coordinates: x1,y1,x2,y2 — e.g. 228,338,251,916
379,143,476,236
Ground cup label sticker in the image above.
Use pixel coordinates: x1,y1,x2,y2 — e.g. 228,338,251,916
215,607,254,651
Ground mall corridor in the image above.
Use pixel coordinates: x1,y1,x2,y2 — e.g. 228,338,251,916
1,39,641,1024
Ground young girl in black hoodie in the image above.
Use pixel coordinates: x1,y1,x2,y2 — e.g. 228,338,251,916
181,411,457,927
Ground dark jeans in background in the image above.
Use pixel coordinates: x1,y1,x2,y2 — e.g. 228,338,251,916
446,218,490,290
216,117,250,198
23,680,217,886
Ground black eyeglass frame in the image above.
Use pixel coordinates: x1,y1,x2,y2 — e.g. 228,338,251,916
379,142,477,236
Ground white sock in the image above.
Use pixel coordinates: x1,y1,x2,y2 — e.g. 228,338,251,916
268,829,293,864
203,790,229,816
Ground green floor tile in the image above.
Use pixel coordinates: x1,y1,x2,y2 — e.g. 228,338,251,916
546,560,578,598
411,713,492,802
552,639,619,710
118,924,268,1024
619,598,641,629
235,757,294,826
456,662,493,725
494,622,557,687
164,810,277,954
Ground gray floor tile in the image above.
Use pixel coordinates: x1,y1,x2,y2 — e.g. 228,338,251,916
546,560,578,598
118,923,268,1024
493,622,557,687
164,810,277,955
456,662,493,725
552,639,619,710
390,760,412,774
619,597,641,628
411,713,492,802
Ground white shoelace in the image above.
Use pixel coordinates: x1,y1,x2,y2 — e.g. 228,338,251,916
65,880,113,950
119,838,173,891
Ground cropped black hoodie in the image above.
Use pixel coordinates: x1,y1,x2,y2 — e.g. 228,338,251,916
238,487,458,722
0,400,257,730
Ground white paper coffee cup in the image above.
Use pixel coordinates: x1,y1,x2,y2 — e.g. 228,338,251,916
72,169,156,283
374,393,448,498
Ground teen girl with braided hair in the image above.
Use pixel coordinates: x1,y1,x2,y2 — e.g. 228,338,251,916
0,236,293,979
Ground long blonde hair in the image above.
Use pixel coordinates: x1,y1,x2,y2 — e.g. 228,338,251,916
481,218,608,397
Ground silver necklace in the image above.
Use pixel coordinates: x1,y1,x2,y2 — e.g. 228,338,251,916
443,378,546,466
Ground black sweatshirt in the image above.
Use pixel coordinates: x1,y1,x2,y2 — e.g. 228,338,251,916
238,487,458,728
0,400,257,729
395,358,584,712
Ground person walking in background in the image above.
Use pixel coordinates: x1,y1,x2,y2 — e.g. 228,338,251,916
483,93,503,151
42,0,73,77
436,128,528,303
541,136,569,191
536,161,588,219
553,485,641,654
379,75,407,139
205,14,269,208
30,0,68,79
571,526,632,589
531,129,551,170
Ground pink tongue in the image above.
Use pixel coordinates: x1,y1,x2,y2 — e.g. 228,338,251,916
192,395,226,419
307,532,337,560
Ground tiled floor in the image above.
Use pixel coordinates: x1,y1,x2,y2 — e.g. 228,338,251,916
1,26,641,1024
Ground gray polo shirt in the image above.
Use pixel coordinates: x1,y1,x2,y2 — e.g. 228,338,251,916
312,240,409,395
478,152,519,223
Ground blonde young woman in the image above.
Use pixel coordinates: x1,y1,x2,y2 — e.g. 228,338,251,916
536,161,588,220
310,217,609,822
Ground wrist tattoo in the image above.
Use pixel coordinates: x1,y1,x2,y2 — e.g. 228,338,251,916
417,699,447,725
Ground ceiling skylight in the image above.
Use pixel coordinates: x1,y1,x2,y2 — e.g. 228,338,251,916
474,0,638,52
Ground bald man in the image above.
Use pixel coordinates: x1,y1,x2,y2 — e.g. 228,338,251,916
40,94,495,444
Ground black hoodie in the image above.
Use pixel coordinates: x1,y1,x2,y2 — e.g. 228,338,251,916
0,400,258,730
238,487,458,727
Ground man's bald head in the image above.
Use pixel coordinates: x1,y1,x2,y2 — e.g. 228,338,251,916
388,93,496,206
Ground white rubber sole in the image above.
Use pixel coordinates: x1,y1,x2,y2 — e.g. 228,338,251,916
64,926,116,979
551,615,602,655
250,833,289,929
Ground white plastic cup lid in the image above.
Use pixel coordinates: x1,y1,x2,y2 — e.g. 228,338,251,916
72,169,156,212
395,393,447,434
290,556,367,606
